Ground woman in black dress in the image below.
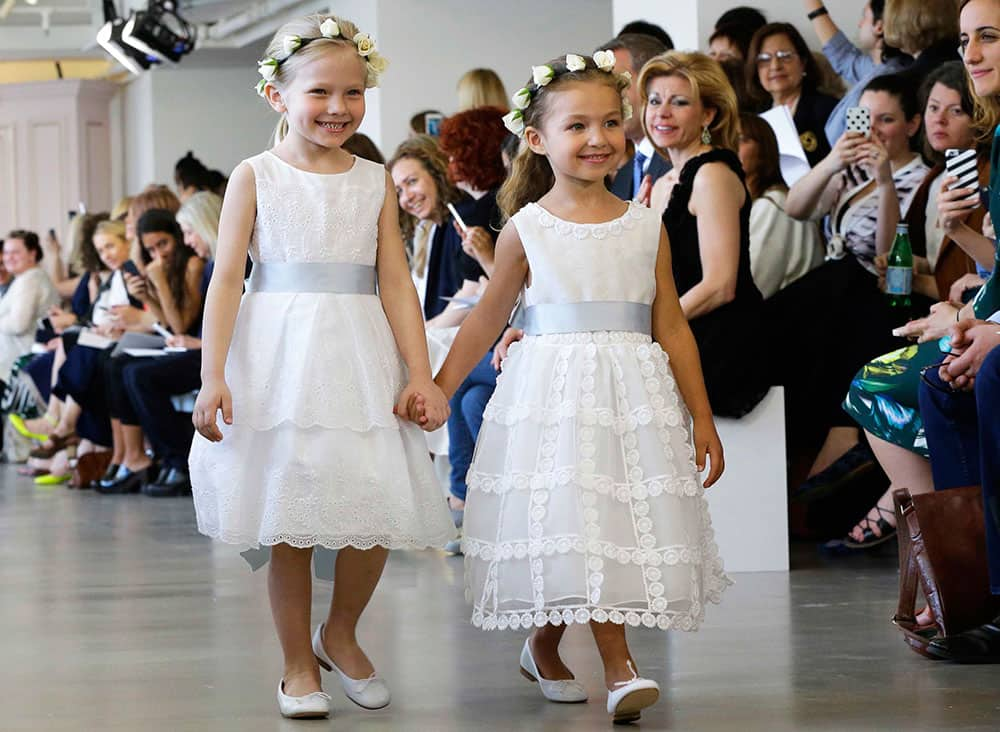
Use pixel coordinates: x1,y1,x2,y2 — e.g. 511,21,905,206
642,50,768,417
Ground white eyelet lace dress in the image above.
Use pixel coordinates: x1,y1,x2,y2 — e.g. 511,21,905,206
189,152,455,552
463,201,730,631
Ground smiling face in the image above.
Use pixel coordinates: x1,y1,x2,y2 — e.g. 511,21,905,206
2,237,35,276
140,230,176,264
644,74,715,152
924,82,975,153
269,44,367,150
391,157,440,223
93,232,130,271
526,80,626,183
961,0,1000,98
756,33,805,102
179,221,210,259
859,89,919,159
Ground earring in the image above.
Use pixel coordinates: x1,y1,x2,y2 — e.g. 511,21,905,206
701,126,712,145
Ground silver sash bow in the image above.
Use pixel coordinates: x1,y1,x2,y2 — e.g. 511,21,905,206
246,262,376,294
521,301,651,336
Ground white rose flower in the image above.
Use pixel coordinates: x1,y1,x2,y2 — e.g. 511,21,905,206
621,97,633,121
282,34,302,56
593,50,616,72
255,78,267,97
511,87,532,110
565,54,586,72
367,51,389,74
319,19,340,38
258,57,279,81
503,110,525,136
353,33,376,57
532,65,554,86
619,70,632,84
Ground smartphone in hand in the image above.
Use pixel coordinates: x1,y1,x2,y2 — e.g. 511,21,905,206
845,106,871,137
945,148,980,207
121,260,141,277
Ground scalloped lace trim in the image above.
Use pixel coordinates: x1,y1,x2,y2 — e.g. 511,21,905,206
199,530,456,552
469,598,728,632
531,201,645,240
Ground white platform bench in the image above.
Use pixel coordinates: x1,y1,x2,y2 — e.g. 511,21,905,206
705,387,788,572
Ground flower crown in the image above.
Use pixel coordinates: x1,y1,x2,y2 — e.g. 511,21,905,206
255,18,389,97
502,51,632,136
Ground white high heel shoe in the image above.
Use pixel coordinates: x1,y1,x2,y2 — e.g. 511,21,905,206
606,660,659,723
518,638,588,703
312,623,391,710
276,679,331,719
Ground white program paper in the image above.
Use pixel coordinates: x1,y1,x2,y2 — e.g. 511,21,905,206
760,105,811,187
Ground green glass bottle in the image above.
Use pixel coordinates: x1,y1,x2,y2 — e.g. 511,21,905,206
886,223,912,309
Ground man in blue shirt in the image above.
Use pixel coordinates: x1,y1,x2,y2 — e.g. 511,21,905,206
802,1,911,145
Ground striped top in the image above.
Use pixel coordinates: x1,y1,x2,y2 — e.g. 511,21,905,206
825,156,929,275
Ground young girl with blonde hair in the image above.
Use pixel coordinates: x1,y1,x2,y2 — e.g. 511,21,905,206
428,52,730,723
188,13,454,719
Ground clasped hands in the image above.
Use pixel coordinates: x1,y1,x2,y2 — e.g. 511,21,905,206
937,319,1000,391
393,379,450,431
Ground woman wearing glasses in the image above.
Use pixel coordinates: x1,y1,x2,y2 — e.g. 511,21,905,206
746,23,839,167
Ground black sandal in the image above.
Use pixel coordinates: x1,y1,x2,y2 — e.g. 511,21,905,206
843,504,897,549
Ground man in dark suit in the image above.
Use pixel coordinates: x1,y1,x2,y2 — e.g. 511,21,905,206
596,33,673,201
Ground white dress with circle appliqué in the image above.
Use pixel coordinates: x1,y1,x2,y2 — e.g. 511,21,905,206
463,201,730,631
189,152,455,552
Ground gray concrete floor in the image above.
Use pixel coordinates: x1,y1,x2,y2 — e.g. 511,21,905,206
2,468,999,732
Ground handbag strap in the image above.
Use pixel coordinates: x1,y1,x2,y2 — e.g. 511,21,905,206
892,489,919,626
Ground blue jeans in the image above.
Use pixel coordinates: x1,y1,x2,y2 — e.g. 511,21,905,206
918,346,1000,594
447,352,496,502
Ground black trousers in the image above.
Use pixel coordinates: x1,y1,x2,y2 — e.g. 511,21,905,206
122,351,201,470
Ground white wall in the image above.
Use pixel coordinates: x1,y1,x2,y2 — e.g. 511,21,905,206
376,0,614,155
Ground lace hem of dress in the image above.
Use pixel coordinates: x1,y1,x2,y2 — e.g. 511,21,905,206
531,201,644,240
468,591,730,632
227,414,402,432
468,469,701,499
463,535,709,565
199,528,456,551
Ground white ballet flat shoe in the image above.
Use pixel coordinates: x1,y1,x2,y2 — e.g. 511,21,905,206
312,623,391,710
276,679,331,719
606,661,660,724
518,638,588,703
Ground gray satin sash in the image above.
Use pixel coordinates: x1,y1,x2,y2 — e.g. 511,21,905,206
245,262,376,294
521,301,651,336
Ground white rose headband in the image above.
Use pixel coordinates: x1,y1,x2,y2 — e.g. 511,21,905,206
255,18,389,97
502,51,632,136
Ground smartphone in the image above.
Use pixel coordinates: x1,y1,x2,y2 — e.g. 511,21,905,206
424,112,443,137
845,106,871,137
121,260,141,277
945,148,980,207
37,316,53,331
446,202,469,232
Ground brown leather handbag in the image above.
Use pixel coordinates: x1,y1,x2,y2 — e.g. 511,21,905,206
892,486,1000,656
70,451,113,489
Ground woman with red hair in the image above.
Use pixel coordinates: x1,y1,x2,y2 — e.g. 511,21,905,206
438,106,507,275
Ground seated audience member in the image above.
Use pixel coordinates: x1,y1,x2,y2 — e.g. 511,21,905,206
342,133,385,164
388,136,471,322
0,231,59,387
125,184,181,278
803,0,911,145
596,33,671,201
619,19,674,50
884,0,960,86
115,192,220,497
837,64,993,547
738,114,824,298
438,106,507,276
778,73,928,474
642,51,769,417
456,68,508,112
708,23,756,64
746,23,840,167
174,152,219,202
918,322,1000,662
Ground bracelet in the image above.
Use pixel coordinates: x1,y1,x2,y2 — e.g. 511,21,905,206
808,6,829,20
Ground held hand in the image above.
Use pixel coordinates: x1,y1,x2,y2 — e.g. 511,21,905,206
858,138,891,183
939,321,1000,388
166,334,201,349
396,380,450,431
693,417,725,488
894,301,959,343
459,226,494,260
491,327,524,371
192,378,233,442
949,273,986,304
938,175,979,232
48,306,76,332
826,131,866,174
123,272,148,301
